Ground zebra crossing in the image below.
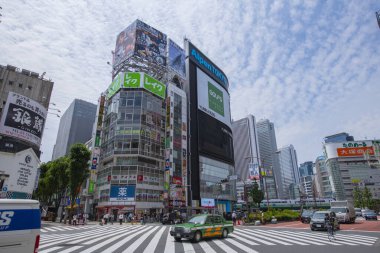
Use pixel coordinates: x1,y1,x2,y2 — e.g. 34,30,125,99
39,225,379,253
41,225,92,233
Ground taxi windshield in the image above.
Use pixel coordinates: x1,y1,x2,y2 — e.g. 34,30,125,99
188,216,206,225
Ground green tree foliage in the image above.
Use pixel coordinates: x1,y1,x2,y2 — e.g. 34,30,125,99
363,186,373,209
35,162,54,205
67,143,91,211
249,180,264,208
353,186,364,208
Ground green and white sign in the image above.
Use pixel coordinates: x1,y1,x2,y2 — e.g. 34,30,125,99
124,72,141,88
107,72,166,100
107,73,122,99
208,82,224,116
197,68,231,127
143,74,166,99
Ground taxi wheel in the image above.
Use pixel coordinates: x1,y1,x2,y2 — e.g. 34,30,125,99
192,231,202,243
221,229,228,238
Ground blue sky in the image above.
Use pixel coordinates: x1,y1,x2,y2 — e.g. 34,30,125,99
1,0,379,164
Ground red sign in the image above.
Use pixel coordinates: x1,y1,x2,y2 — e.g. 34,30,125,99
337,147,374,157
172,176,182,185
137,175,143,182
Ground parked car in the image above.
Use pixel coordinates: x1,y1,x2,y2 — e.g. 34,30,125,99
362,210,378,220
354,208,362,217
310,211,340,231
300,209,315,224
170,214,233,242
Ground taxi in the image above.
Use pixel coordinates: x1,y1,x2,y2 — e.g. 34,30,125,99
170,214,234,242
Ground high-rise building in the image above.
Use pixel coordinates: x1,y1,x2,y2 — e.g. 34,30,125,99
232,115,260,204
324,140,380,201
0,64,53,199
185,40,235,213
299,161,314,177
52,99,97,160
256,119,279,199
277,144,299,199
314,155,334,198
324,132,354,143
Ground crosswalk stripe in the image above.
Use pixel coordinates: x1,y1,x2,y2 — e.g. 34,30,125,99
40,227,130,248
246,229,309,245
55,245,83,253
337,233,378,240
198,240,218,253
297,231,373,246
333,236,373,246
38,246,62,253
260,229,316,245
213,239,238,253
295,231,358,246
68,226,136,245
43,227,57,232
97,226,153,253
277,230,343,246
123,226,159,253
41,229,48,233
164,229,175,253
225,238,259,253
267,230,326,245
230,233,260,246
182,240,196,253
41,227,119,242
52,227,65,231
335,234,377,242
235,229,286,245
142,226,166,253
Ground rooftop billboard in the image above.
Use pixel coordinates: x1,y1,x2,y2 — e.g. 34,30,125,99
325,141,374,159
114,21,137,67
0,92,47,147
168,39,186,78
135,20,167,66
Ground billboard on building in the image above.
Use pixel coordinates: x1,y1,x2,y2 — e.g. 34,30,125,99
168,39,186,78
0,148,40,195
110,185,136,201
107,72,166,99
325,141,374,159
135,20,167,66
0,92,47,147
197,68,231,128
248,163,260,180
201,198,215,207
114,21,137,67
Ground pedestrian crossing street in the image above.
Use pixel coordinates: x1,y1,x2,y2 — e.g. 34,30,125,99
41,225,91,233
39,225,379,253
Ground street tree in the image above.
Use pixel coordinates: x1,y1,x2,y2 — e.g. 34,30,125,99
249,180,264,209
353,186,364,208
363,186,373,209
35,162,54,206
67,143,91,220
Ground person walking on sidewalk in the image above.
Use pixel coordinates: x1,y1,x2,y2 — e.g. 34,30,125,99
232,211,237,226
119,213,124,225
73,214,77,226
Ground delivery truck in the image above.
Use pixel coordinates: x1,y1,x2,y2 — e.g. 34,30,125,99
0,199,40,253
330,200,356,223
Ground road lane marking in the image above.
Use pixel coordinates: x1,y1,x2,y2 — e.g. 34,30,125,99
142,226,166,253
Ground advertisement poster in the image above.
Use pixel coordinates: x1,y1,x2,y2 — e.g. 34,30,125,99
197,68,231,127
110,185,136,201
248,163,260,180
0,92,47,147
0,148,40,195
135,20,167,66
114,21,136,67
168,39,186,78
201,198,215,208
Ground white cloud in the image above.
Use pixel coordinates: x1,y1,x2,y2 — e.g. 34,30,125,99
0,0,379,165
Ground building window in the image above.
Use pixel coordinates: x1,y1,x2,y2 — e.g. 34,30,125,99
27,85,32,90
18,83,23,88
8,81,13,85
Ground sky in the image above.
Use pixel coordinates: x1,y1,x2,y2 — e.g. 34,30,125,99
0,0,379,165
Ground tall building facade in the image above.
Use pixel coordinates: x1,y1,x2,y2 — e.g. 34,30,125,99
256,119,279,199
52,99,97,160
232,115,260,204
0,64,53,199
185,41,235,213
299,161,313,177
324,140,380,201
314,155,334,198
277,144,299,199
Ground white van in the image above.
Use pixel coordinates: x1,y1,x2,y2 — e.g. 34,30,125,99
0,199,40,253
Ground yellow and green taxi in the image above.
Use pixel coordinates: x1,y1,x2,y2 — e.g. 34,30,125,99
170,214,234,242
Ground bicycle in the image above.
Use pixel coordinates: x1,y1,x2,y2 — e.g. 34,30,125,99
326,223,335,242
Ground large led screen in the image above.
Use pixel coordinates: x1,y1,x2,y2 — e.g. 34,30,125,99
198,111,234,163
197,68,231,128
